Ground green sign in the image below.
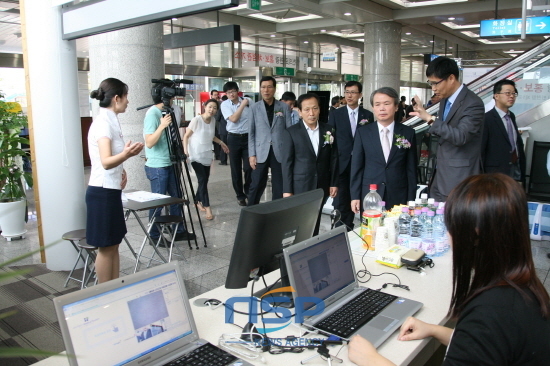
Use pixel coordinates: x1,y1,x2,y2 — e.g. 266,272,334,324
248,0,261,11
344,74,359,82
273,67,295,77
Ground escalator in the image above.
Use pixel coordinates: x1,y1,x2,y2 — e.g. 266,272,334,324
405,38,550,193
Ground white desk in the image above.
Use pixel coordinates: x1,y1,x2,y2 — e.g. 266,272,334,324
34,235,453,366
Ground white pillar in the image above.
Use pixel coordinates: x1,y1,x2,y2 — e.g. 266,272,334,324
21,0,85,270
89,23,165,192
363,22,402,107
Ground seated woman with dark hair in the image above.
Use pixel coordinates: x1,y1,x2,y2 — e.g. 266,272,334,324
349,173,550,366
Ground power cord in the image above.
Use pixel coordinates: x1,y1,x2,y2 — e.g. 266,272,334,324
331,209,408,291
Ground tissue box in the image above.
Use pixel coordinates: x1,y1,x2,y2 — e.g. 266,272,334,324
376,245,409,268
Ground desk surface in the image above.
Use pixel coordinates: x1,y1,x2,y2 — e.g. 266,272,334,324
123,196,185,212
34,233,453,366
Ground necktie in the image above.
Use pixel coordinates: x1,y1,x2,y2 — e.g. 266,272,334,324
382,128,390,162
350,110,357,137
504,113,518,164
442,100,452,121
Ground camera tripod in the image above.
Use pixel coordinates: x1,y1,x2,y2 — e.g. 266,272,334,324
160,104,207,249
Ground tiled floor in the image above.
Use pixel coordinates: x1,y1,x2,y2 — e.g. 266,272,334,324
0,163,334,299
1,164,550,299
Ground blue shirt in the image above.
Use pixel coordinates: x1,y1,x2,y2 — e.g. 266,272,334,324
221,98,250,134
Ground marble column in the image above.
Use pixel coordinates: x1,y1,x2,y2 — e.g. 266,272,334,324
363,22,402,109
21,0,85,270
89,23,164,191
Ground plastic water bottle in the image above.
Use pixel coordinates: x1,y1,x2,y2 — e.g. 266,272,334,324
415,198,422,210
428,198,436,211
433,209,446,256
421,211,435,256
397,207,411,248
409,209,423,249
360,184,382,250
420,193,428,207
419,207,429,225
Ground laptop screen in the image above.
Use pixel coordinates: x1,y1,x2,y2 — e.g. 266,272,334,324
61,269,192,366
287,230,355,310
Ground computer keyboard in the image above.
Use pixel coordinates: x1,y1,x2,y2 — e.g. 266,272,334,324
164,342,238,366
314,288,397,339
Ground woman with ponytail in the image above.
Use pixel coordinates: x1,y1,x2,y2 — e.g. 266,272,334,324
87,78,143,283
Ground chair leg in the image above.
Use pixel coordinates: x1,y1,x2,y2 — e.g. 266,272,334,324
64,242,84,288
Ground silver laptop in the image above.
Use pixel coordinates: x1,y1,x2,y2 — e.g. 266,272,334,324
53,262,252,366
283,226,423,347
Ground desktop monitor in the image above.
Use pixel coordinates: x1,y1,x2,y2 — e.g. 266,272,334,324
225,189,324,292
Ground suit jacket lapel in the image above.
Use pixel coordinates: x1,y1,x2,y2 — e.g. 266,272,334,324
490,108,510,143
297,121,316,158
444,85,467,123
370,123,386,165
386,123,401,164
357,108,371,130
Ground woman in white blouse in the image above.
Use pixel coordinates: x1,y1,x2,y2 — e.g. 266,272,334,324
87,78,143,283
183,99,229,220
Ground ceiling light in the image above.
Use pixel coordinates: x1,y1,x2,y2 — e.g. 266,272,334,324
406,32,411,35
270,34,276,37
449,46,453,49
429,40,434,43
321,29,326,32
172,18,177,20
304,41,309,44
387,0,467,7
448,17,455,21
344,12,351,16
478,38,524,45
461,31,480,38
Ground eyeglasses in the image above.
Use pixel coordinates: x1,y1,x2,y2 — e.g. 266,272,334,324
496,92,519,97
226,90,238,94
260,85,275,90
427,77,448,87
344,91,360,95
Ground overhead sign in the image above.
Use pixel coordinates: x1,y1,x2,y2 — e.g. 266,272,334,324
61,0,239,40
247,0,261,11
273,67,295,77
344,74,359,82
322,52,336,62
480,17,550,37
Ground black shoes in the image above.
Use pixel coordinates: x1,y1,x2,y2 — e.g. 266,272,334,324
238,199,247,206
219,162,228,166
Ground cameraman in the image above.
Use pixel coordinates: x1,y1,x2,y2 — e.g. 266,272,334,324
143,82,195,242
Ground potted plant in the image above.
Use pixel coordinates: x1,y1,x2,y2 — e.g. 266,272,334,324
0,93,33,241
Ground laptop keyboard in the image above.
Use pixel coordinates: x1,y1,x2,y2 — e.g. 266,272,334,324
164,342,238,366
314,288,397,339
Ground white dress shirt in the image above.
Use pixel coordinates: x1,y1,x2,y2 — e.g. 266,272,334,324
303,121,320,156
88,108,125,189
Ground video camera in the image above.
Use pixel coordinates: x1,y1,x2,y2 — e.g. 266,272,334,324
151,78,193,107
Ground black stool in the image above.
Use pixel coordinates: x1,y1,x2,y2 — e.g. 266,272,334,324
62,229,87,288
133,215,186,273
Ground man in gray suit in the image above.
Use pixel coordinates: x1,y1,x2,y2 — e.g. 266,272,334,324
248,76,292,206
411,56,484,202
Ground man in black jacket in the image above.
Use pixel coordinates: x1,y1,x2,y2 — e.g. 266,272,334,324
481,79,525,185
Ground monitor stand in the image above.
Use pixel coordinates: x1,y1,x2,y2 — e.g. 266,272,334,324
253,254,294,309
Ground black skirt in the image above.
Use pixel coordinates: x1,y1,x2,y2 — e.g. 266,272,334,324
85,186,127,247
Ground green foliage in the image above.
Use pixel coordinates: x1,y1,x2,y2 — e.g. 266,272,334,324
0,92,32,202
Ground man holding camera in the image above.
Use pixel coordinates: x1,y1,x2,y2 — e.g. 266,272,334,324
143,83,195,242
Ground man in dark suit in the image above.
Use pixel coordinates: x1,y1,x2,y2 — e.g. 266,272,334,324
328,81,374,229
281,93,339,236
482,79,525,185
248,76,291,205
411,56,484,202
350,87,417,213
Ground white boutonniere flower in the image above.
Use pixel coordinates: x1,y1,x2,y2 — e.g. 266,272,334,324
394,134,411,149
359,119,369,126
324,131,334,146
275,111,284,117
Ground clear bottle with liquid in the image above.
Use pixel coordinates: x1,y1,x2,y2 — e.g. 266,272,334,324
433,209,446,256
420,193,428,207
360,184,382,250
421,211,435,256
397,207,411,248
409,209,423,249
408,201,416,216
